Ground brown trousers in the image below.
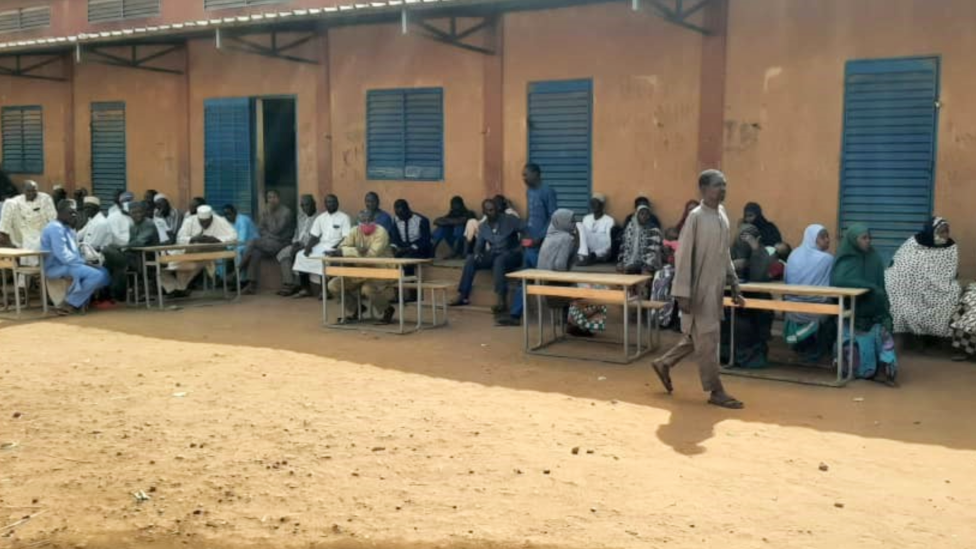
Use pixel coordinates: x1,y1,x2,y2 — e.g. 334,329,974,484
655,326,724,393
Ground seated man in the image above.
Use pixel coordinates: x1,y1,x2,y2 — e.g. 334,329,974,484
78,196,110,257
292,194,352,298
449,198,522,311
391,199,432,259
326,210,396,325
278,194,318,296
222,204,258,279
576,193,615,265
241,189,295,294
152,193,184,245
462,194,519,256
159,205,237,297
432,196,476,259
364,191,395,235
40,201,110,315
102,201,159,302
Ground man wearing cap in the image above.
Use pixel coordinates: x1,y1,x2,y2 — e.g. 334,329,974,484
78,196,111,257
576,193,616,265
106,191,134,248
159,205,237,296
152,193,183,245
0,181,57,286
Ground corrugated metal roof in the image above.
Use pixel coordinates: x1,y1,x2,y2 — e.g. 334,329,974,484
0,0,479,52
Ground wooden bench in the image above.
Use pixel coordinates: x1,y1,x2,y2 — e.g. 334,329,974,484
399,280,453,327
157,250,237,265
723,297,851,317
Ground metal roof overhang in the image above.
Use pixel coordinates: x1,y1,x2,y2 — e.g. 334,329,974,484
0,0,633,57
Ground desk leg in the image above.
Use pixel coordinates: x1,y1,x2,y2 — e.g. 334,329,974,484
1,268,6,311
728,305,737,367
155,252,164,310
636,294,642,357
836,297,845,384
623,293,630,361
12,264,20,315
536,292,543,348
399,266,405,335
848,298,857,383
143,252,151,309
222,258,229,299
340,277,346,323
322,267,328,326
416,265,424,331
39,259,48,314
521,282,529,352
235,255,242,301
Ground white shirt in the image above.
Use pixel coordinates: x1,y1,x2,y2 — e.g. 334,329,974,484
0,193,56,249
580,213,615,256
105,208,132,248
176,214,238,244
309,210,352,251
78,212,112,251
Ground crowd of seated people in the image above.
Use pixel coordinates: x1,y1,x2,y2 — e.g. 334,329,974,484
1,166,970,378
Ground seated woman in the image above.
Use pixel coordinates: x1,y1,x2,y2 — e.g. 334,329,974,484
535,209,604,338
885,217,960,344
616,204,663,275
831,224,898,386
784,224,836,361
742,202,782,247
722,224,773,368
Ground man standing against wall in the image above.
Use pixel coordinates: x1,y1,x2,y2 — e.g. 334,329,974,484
650,169,746,409
497,163,557,327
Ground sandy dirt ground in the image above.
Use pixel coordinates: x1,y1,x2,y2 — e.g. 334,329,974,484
2,295,976,549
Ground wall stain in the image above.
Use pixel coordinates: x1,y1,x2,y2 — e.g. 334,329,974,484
723,120,762,152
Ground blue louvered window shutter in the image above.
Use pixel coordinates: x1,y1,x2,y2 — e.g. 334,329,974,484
91,102,127,206
206,0,288,9
204,97,254,217
89,0,159,23
528,79,593,215
0,105,44,175
1,106,44,175
367,88,443,181
839,57,940,261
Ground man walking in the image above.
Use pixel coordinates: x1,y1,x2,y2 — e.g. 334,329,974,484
650,169,746,409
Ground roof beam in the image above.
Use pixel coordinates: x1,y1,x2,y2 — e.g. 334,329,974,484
77,42,185,75
216,29,319,65
405,13,496,55
0,53,67,81
632,0,713,35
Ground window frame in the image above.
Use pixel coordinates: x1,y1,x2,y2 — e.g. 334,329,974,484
88,0,161,24
365,87,444,182
1,105,44,175
0,6,51,34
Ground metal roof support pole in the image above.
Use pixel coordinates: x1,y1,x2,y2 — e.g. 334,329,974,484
637,0,713,35
0,53,67,81
401,9,408,35
216,27,223,50
632,0,639,11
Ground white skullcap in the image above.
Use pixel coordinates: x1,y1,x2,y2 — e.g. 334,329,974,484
153,193,169,203
197,205,213,219
23,180,38,190
591,193,607,204
83,196,101,206
53,184,64,190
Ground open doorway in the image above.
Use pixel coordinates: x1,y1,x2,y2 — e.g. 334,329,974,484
203,95,297,217
256,97,297,213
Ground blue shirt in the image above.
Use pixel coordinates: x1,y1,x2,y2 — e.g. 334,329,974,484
41,220,85,271
525,184,558,242
234,214,259,249
374,209,395,236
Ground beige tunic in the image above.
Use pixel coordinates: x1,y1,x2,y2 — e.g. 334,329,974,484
672,202,737,334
